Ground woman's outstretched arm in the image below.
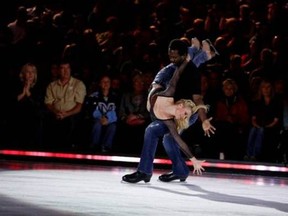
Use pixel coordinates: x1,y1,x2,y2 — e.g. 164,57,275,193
163,119,205,175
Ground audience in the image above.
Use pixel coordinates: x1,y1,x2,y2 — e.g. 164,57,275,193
2,0,288,163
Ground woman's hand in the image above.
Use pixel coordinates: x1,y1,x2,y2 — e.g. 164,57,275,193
191,157,206,175
24,81,31,97
126,114,145,125
202,117,216,137
101,116,109,125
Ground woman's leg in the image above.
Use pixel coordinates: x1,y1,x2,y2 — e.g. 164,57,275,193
102,122,117,150
254,127,264,158
159,59,188,97
91,119,102,148
246,127,256,157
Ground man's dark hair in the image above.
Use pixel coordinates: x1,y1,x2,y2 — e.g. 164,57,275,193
168,39,188,56
59,59,71,66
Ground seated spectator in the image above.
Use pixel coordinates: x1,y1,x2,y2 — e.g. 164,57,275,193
9,63,45,148
223,54,250,101
117,72,150,154
44,60,86,151
249,48,276,82
213,78,250,160
110,74,123,98
274,79,285,100
241,37,262,75
277,88,288,165
86,74,119,153
245,79,282,162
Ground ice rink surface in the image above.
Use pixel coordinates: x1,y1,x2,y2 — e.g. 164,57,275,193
0,160,287,216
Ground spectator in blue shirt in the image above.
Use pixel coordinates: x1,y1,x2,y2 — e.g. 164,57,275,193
89,75,119,153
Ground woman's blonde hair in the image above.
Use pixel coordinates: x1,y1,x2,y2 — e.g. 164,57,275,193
174,99,208,132
222,78,238,92
19,63,38,87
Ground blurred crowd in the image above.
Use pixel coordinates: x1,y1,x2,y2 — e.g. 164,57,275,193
0,0,288,164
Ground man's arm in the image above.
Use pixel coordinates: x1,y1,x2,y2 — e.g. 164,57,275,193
57,102,83,120
146,83,162,111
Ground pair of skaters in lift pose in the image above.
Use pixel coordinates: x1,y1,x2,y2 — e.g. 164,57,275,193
122,37,218,183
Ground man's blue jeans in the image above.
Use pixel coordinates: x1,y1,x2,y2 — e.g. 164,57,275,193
137,114,198,176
